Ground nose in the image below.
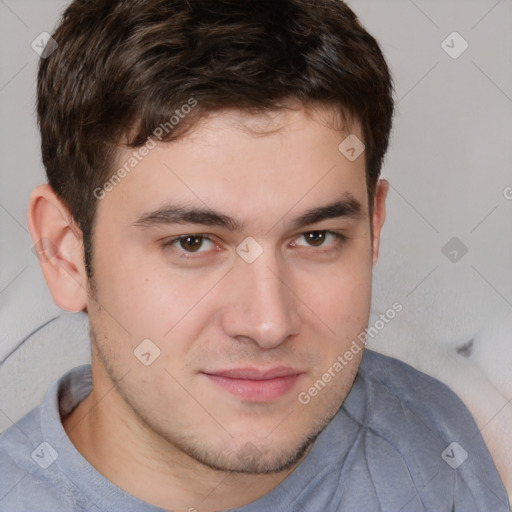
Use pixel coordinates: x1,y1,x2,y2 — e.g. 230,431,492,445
220,251,301,350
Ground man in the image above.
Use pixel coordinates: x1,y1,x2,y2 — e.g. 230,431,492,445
0,0,509,510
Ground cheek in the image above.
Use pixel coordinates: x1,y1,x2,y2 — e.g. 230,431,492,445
296,245,373,331
92,235,170,322
90,246,223,360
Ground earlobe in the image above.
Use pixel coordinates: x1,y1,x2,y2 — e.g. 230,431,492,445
371,178,389,266
27,184,88,312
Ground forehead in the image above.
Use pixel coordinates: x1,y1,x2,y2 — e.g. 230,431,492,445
97,106,368,230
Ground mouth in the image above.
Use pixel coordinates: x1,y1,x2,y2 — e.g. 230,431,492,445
202,367,304,403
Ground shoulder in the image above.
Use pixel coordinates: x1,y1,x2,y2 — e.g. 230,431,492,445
353,349,480,435
339,349,510,510
0,402,77,511
357,349,471,411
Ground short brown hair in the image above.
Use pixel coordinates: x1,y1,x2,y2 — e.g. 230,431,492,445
37,0,394,278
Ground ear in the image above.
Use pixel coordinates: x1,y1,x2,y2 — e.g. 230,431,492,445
27,184,88,312
371,178,389,266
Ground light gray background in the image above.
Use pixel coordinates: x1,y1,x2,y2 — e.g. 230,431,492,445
0,0,511,485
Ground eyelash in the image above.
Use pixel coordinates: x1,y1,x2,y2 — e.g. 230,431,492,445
161,231,347,259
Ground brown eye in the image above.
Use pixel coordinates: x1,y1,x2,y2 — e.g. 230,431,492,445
291,230,347,252
304,231,327,246
162,234,221,262
179,235,205,252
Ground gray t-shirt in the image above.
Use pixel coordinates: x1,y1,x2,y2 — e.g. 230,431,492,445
0,349,509,511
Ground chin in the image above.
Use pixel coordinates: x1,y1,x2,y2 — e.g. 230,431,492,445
174,421,324,475
209,438,316,474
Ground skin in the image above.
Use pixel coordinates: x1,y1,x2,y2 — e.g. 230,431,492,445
28,105,388,511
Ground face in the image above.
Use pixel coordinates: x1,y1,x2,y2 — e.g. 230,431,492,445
86,106,383,474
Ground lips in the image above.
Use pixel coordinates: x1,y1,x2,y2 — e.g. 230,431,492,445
202,366,304,402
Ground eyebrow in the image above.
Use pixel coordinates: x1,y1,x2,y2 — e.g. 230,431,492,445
132,194,364,232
